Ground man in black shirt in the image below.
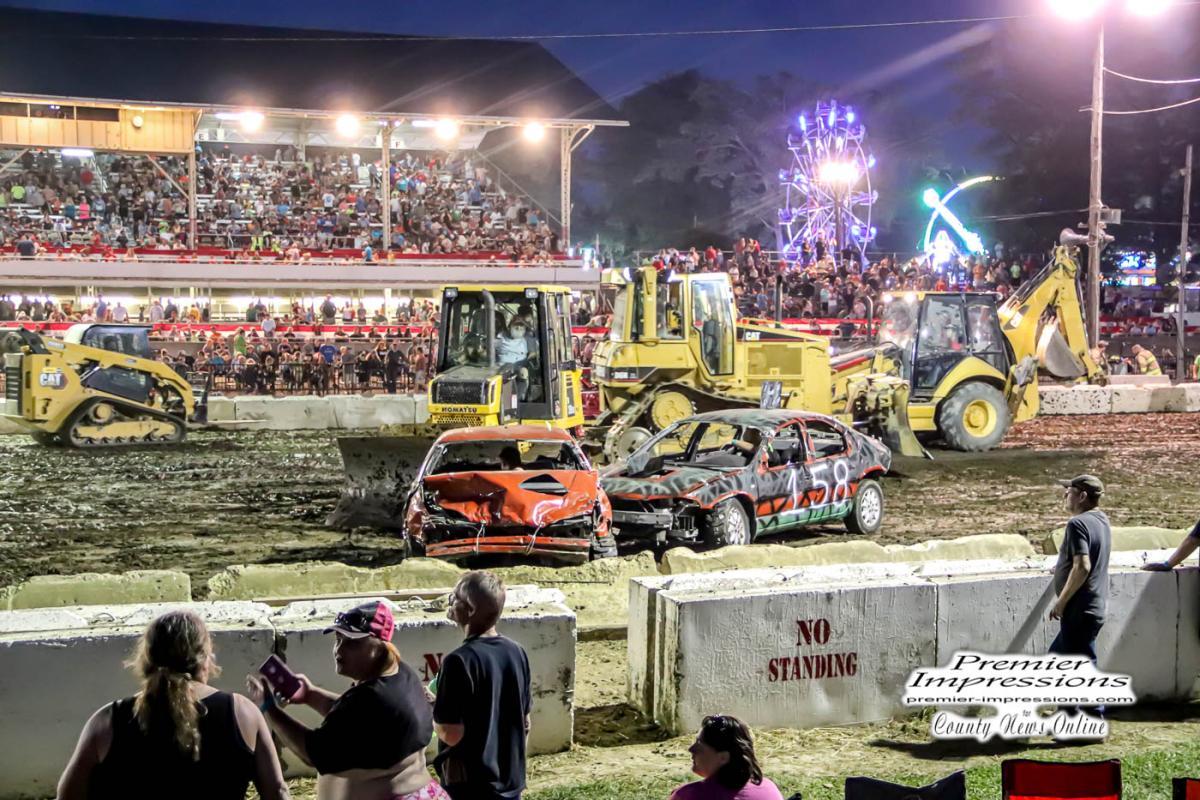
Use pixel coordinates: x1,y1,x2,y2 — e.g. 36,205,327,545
434,571,532,800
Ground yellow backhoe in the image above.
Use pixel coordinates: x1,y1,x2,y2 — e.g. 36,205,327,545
2,324,207,446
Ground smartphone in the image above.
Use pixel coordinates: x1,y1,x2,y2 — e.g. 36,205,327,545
259,655,303,702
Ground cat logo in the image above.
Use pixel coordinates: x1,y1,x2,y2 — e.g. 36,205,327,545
743,331,760,341
38,369,67,389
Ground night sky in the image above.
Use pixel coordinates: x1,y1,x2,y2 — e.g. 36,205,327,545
2,0,1196,173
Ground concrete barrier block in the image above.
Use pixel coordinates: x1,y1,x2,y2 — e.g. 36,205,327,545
371,395,417,426
413,393,430,424
208,561,385,601
1101,569,1180,700
1184,384,1200,412
653,578,936,734
495,551,659,629
1043,526,1189,555
270,588,574,761
328,395,418,429
1149,386,1190,413
0,601,275,798
206,396,236,422
0,416,26,435
884,534,1035,562
234,396,334,429
1176,566,1200,698
1109,374,1172,386
1110,386,1153,414
7,570,192,610
933,572,1058,664
1037,385,1112,416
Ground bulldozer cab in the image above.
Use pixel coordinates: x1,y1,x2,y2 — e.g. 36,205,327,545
432,285,581,427
879,293,1011,398
606,267,735,376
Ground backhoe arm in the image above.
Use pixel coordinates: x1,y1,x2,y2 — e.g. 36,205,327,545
997,245,1105,383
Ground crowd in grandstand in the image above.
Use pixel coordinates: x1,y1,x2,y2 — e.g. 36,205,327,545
0,145,562,261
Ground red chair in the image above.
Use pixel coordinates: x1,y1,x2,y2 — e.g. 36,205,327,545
1002,759,1121,800
1174,778,1200,800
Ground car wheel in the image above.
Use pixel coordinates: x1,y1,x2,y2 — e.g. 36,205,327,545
845,479,884,535
702,498,752,548
937,382,1011,452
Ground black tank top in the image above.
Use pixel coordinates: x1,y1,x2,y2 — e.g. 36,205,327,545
89,691,255,800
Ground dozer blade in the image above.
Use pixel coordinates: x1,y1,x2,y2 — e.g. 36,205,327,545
328,435,437,530
1037,325,1087,380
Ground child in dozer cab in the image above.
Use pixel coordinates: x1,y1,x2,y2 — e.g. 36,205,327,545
670,715,784,800
246,599,449,800
434,571,532,800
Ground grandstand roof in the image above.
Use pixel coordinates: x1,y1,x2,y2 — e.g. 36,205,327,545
0,8,622,125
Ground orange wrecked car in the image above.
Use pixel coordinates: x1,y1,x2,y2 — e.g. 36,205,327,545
404,425,617,564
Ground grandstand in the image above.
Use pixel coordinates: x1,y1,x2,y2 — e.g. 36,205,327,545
0,8,625,310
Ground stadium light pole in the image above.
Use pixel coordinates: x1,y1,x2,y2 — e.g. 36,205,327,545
1049,0,1173,347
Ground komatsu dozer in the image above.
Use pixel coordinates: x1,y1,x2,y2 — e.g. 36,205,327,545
330,283,586,531
1,324,207,447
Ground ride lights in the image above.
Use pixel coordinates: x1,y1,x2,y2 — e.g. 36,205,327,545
335,114,360,137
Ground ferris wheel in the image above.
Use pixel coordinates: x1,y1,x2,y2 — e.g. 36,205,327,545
778,100,878,262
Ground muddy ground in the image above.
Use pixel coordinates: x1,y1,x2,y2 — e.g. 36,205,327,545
3,412,1200,589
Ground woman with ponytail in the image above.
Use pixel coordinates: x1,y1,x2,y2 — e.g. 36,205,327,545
246,599,447,800
57,609,288,800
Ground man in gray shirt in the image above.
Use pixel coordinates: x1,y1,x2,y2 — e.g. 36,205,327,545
1049,474,1111,664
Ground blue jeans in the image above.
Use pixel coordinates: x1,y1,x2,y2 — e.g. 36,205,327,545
1050,613,1104,715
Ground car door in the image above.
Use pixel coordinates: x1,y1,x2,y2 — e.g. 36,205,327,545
755,422,809,535
799,418,855,524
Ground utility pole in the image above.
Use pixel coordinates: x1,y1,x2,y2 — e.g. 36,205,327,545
1178,144,1193,382
1085,23,1105,348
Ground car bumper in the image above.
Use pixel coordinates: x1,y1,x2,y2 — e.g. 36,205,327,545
425,534,592,564
612,509,674,528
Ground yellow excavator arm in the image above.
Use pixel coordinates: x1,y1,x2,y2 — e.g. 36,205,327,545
997,237,1106,384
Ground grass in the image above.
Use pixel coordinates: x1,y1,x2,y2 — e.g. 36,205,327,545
520,739,1200,800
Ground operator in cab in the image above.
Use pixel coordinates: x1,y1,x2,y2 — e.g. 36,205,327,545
496,318,531,400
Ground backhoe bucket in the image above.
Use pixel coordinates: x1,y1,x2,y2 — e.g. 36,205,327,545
328,435,436,530
879,396,931,460
1037,325,1087,380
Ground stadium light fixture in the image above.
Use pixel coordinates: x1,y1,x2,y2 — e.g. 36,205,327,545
523,121,546,143
1048,0,1105,17
240,110,265,133
1125,0,1172,16
335,114,360,137
435,119,460,141
61,148,94,159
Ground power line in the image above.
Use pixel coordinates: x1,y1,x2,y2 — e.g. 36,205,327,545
0,13,1058,43
1104,94,1200,115
1105,67,1200,85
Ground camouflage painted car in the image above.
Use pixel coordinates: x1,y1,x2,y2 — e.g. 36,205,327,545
601,409,891,547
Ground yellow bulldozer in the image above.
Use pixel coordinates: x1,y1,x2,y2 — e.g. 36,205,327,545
590,231,1103,458
2,324,207,446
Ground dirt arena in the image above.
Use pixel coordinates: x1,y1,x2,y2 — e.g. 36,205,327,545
3,413,1199,589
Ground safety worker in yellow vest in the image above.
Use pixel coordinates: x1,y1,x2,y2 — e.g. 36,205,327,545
1130,344,1162,376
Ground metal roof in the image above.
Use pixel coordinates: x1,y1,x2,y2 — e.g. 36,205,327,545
0,8,622,125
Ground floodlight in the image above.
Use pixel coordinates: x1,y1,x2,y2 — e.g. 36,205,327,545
1047,0,1105,18
240,110,264,133
523,121,546,143
435,119,460,141
1125,0,1171,15
335,114,360,137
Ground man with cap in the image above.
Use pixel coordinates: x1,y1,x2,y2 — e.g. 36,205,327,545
247,599,451,800
1049,475,1112,707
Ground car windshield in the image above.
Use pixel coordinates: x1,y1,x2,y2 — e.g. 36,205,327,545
427,439,584,475
631,420,762,472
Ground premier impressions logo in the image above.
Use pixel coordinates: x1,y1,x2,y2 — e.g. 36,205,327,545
901,652,1136,741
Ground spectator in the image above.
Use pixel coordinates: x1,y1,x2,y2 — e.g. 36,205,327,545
669,715,784,800
434,571,532,800
56,609,288,800
1049,474,1111,715
246,600,448,800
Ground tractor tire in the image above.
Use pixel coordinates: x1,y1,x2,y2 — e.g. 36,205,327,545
937,382,1011,452
702,498,752,548
845,479,884,535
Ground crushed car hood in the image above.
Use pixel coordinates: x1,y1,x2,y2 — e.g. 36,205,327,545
601,467,723,500
423,470,597,527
